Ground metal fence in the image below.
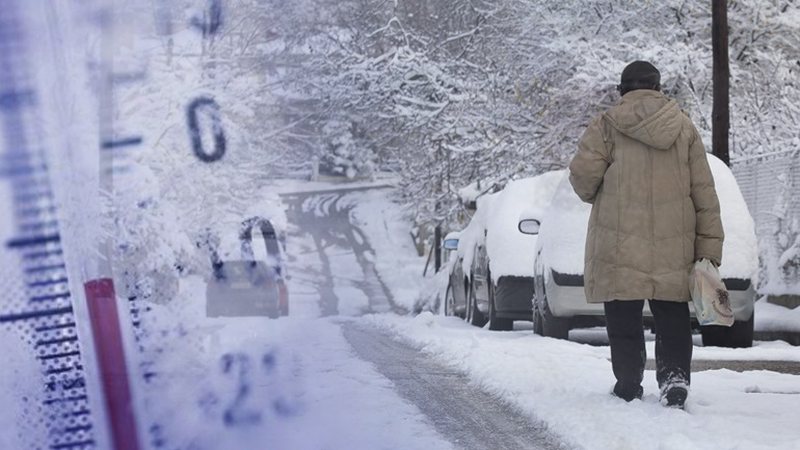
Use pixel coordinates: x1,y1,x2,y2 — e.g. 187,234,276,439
732,150,800,294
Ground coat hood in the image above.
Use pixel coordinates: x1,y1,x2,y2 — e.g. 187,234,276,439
604,90,682,150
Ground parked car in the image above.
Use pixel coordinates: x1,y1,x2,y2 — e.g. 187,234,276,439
442,232,466,318
445,171,564,330
519,155,758,347
206,217,289,318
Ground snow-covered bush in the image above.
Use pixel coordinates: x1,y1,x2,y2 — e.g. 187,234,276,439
319,120,376,179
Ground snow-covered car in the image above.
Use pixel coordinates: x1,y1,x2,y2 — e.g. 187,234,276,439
519,156,758,347
206,217,289,318
442,231,467,318
445,171,565,330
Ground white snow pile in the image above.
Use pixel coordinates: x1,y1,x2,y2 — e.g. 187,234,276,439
540,154,759,281
755,298,800,333
368,314,800,450
416,258,452,314
484,170,564,278
708,156,759,281
456,181,483,206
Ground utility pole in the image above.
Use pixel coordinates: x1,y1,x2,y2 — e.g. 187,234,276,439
712,0,730,166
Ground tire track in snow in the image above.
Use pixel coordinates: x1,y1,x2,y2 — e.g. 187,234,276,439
343,322,571,450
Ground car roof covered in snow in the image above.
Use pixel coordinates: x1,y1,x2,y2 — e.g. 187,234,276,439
458,170,565,278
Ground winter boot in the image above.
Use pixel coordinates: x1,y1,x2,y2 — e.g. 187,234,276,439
660,382,688,409
612,383,643,402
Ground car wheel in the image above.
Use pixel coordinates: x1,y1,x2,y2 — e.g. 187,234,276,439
533,303,544,335
700,313,754,348
534,287,570,339
466,279,487,327
444,285,456,317
488,276,513,331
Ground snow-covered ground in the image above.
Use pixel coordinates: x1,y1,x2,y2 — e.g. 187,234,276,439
367,313,800,450
137,277,451,450
755,298,800,333
131,184,800,450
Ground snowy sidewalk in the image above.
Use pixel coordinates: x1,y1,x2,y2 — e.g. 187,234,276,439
368,313,800,450
343,322,567,450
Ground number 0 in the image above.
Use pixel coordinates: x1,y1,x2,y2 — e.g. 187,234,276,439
186,96,226,163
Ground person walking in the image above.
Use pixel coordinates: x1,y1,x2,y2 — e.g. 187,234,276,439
568,61,723,408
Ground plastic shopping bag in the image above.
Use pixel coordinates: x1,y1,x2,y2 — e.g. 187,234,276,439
689,258,734,326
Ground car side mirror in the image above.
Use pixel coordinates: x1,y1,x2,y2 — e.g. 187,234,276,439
518,219,541,235
442,238,459,250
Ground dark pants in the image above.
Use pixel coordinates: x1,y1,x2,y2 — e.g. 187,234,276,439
604,300,692,397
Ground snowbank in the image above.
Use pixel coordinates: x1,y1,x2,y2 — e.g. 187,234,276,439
368,314,800,450
415,263,452,314
755,298,800,333
541,155,759,281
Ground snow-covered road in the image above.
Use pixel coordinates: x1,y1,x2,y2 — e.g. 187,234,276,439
281,186,405,317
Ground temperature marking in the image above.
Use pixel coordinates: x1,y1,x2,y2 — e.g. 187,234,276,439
0,306,73,323
37,335,80,347
0,88,35,109
51,440,96,450
26,263,67,273
23,248,64,260
27,277,69,287
6,232,61,248
30,292,72,303
101,136,143,150
110,72,147,84
1,4,100,449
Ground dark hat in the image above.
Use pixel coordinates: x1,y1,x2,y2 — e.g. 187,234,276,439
618,61,661,95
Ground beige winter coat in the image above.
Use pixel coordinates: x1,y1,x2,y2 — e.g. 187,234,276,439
569,89,723,303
